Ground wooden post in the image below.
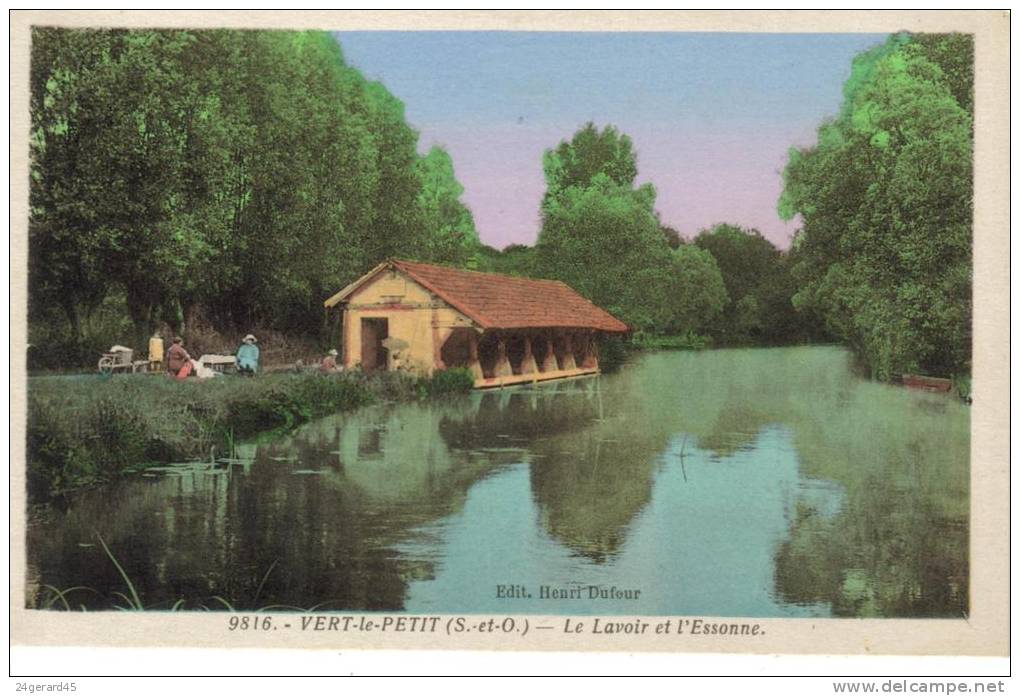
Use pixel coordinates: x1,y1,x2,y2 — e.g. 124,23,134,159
588,332,600,370
341,309,352,368
521,334,538,374
581,331,599,369
541,332,558,372
561,331,577,371
467,330,483,380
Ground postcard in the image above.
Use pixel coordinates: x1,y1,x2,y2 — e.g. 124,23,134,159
9,10,1010,661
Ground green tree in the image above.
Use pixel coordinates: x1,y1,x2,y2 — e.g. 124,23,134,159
29,29,118,347
535,123,708,334
542,122,638,201
694,224,799,345
29,29,236,350
536,172,673,331
666,244,729,335
779,33,972,378
216,30,376,333
476,244,536,277
660,224,683,250
415,146,481,266
29,29,481,357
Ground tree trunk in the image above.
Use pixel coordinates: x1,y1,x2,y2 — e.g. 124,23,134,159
125,288,157,355
163,297,185,338
61,300,82,343
59,299,86,367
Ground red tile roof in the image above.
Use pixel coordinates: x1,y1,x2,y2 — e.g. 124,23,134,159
328,259,629,332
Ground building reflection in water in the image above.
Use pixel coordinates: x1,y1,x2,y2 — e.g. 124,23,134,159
27,347,969,617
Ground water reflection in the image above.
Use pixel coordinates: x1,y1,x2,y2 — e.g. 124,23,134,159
26,346,969,617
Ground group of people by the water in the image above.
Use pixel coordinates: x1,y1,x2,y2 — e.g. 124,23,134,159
147,331,341,380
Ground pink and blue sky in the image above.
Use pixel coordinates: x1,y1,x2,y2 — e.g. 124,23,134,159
333,32,886,250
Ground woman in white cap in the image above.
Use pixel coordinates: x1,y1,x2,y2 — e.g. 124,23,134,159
320,348,340,374
236,334,260,376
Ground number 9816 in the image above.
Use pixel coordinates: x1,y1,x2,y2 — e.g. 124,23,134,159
228,615,274,631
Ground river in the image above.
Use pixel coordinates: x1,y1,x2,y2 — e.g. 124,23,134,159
26,346,969,617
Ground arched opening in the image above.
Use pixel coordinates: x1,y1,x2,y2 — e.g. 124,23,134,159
532,334,553,372
572,332,589,368
506,334,527,375
440,328,473,370
555,332,577,371
478,333,500,378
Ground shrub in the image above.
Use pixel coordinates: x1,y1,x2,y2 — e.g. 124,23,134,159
26,372,376,499
425,368,476,396
596,336,629,373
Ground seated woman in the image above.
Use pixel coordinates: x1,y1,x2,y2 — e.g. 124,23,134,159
236,334,260,376
320,348,340,374
166,336,192,380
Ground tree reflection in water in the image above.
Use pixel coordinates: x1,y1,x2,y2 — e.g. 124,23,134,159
27,347,968,617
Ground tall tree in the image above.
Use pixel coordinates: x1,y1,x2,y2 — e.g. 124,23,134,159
476,244,536,277
536,172,673,332
660,224,683,250
666,244,729,336
29,29,118,345
415,146,481,266
779,33,973,378
542,122,638,201
535,123,689,333
694,224,798,345
29,29,481,356
29,29,236,349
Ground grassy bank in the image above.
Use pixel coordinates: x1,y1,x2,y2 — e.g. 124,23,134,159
27,368,475,499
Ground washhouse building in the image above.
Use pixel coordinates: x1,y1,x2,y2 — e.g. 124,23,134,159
323,259,629,388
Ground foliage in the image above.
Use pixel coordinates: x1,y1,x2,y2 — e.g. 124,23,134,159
536,173,674,332
660,224,683,250
29,29,479,362
422,368,476,396
631,332,710,351
416,147,482,267
475,244,537,277
542,121,638,198
28,29,972,376
595,335,629,373
27,291,136,370
778,33,973,379
27,373,377,498
665,244,729,335
534,123,685,333
692,224,806,345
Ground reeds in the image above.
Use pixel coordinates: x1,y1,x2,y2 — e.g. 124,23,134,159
39,536,334,612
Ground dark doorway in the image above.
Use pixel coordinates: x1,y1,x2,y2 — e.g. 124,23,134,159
361,318,389,372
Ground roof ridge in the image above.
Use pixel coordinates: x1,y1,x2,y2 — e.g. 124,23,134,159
389,259,491,326
331,258,629,332
391,258,567,286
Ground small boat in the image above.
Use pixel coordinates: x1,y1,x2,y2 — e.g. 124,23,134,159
901,374,953,392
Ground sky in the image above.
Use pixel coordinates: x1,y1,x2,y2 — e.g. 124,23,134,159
333,32,886,250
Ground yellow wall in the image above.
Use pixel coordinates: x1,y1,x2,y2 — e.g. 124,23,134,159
343,269,475,375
